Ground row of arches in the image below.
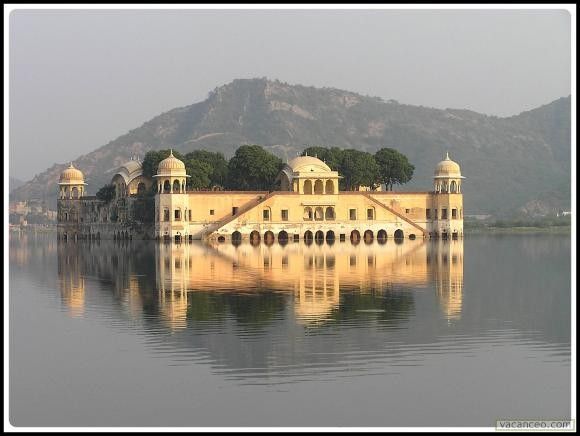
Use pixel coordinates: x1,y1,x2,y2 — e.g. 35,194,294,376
59,185,84,199
221,229,411,246
58,231,102,241
114,181,147,197
157,178,187,194
434,179,461,194
303,206,335,221
114,231,131,240
302,179,336,195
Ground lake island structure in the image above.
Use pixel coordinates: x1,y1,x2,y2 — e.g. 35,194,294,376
57,151,464,242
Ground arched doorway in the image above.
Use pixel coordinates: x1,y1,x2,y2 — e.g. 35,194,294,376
173,180,181,193
264,231,275,246
350,230,361,245
250,230,261,245
304,180,313,195
363,230,374,244
315,230,325,244
163,180,171,193
326,230,335,243
394,229,404,244
137,182,146,195
232,231,242,246
278,230,289,245
304,230,313,245
377,229,387,244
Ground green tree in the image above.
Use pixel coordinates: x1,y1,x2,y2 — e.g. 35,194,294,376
96,184,116,202
226,145,283,190
374,148,415,191
184,150,229,188
339,149,380,191
184,159,212,190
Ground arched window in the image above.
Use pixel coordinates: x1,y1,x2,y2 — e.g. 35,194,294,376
325,207,335,220
325,180,335,194
304,180,312,195
163,180,171,193
303,207,313,221
71,187,79,199
314,180,324,195
173,179,181,193
137,182,146,195
314,207,324,221
450,180,457,193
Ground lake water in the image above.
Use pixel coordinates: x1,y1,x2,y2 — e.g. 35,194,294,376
9,233,571,427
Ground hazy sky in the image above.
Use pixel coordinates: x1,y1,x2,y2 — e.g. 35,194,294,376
9,8,571,181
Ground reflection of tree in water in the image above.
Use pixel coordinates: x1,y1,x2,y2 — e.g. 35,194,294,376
327,288,415,326
186,291,287,328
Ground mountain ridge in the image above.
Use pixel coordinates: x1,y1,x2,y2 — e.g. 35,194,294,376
10,78,571,216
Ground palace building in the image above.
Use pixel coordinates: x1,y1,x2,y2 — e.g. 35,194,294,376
57,151,464,242
154,151,464,243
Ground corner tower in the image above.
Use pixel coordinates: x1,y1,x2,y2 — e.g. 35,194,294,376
58,163,86,199
432,153,464,238
154,150,191,242
57,163,87,241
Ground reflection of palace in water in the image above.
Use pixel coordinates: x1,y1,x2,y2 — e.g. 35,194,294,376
154,239,464,327
55,238,463,329
57,243,85,317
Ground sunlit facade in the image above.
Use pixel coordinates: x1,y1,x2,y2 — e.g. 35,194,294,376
155,153,465,242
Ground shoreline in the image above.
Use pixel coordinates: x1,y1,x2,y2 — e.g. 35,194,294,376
464,225,571,235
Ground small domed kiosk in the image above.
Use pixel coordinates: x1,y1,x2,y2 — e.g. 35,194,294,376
434,152,464,194
154,150,190,194
58,163,86,199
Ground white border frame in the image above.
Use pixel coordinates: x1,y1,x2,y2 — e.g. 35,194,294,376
4,3,576,433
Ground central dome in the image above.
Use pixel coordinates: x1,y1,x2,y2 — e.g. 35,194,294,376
286,155,331,173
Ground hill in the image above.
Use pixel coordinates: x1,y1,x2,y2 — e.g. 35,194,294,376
10,78,571,215
9,177,26,193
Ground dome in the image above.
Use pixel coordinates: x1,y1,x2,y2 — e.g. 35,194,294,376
286,155,332,173
434,152,462,178
120,159,142,175
113,158,143,184
155,150,187,176
58,163,85,185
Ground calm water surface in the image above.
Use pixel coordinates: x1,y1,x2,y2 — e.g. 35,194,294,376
9,234,571,427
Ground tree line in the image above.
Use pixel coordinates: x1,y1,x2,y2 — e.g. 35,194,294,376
97,144,414,195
